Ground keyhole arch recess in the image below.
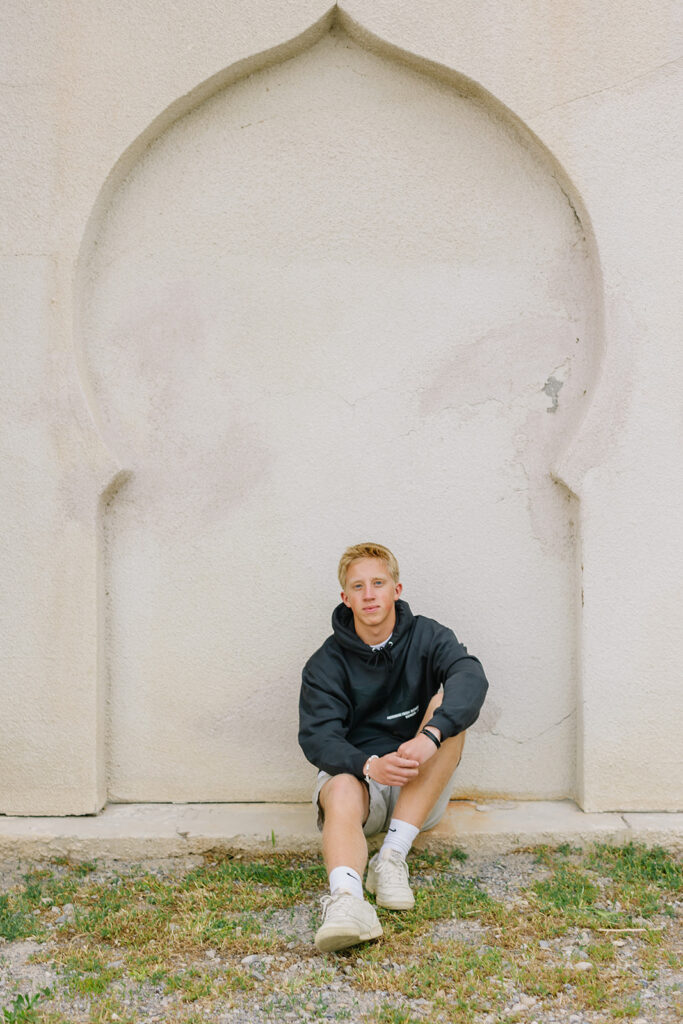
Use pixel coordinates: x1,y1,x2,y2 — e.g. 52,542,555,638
76,6,604,803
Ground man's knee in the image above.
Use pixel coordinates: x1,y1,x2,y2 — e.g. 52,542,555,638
319,773,368,819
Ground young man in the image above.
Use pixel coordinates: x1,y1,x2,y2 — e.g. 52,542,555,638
298,542,489,952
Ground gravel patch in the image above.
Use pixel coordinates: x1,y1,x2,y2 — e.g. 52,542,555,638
0,940,56,998
444,849,555,899
259,904,317,945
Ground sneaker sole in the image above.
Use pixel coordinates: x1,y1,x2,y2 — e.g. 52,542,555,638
366,867,415,911
315,921,383,953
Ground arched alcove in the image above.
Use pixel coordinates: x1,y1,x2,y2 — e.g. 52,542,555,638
78,14,601,802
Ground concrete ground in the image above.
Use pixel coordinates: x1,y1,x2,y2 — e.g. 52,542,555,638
0,800,681,860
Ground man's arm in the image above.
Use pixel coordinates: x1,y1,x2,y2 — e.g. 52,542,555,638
364,750,420,785
425,626,489,740
395,728,442,767
298,660,368,778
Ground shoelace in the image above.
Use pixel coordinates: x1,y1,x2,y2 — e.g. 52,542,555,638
319,891,354,920
377,855,409,878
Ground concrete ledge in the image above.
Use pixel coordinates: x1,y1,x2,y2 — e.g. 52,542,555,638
0,801,681,861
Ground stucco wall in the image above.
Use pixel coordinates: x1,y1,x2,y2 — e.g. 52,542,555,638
1,1,681,814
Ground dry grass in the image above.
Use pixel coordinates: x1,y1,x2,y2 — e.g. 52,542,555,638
0,843,679,1023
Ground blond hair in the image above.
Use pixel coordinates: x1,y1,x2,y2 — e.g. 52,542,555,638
337,543,400,590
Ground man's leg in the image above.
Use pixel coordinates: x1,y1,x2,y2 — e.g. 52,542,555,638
314,774,382,952
366,694,464,909
393,693,465,828
319,773,370,880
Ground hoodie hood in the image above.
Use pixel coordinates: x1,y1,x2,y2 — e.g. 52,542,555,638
331,599,415,659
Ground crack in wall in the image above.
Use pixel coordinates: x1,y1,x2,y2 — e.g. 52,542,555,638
531,56,683,118
490,710,574,745
428,398,507,415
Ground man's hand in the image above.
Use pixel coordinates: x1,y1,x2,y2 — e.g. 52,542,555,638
397,731,440,766
368,751,420,786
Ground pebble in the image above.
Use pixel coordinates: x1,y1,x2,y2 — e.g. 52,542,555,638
55,904,75,924
573,961,593,971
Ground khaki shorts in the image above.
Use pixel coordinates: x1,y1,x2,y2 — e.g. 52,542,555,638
313,766,459,837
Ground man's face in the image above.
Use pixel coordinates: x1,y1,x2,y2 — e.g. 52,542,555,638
341,557,402,638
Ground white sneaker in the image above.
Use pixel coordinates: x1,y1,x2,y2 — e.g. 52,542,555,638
366,850,415,910
314,891,383,952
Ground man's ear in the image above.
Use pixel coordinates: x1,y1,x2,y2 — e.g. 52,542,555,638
341,590,351,607
394,582,403,599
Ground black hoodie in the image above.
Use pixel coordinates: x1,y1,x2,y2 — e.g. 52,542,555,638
298,599,488,778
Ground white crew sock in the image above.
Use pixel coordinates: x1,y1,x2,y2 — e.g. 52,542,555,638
329,866,363,901
380,818,420,860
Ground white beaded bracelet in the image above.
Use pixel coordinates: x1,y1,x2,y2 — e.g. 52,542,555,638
363,754,378,782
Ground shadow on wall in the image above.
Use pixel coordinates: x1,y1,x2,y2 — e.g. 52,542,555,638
75,8,603,805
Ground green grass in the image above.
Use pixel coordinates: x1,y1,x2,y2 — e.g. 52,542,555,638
367,1006,422,1024
0,843,678,1024
376,875,501,942
587,841,682,888
528,842,680,930
1,990,52,1024
0,865,90,942
0,894,37,943
532,862,599,910
163,966,216,1001
43,855,325,957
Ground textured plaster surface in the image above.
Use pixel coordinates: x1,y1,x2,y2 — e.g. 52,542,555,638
1,0,681,813
81,28,596,803
0,256,107,814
